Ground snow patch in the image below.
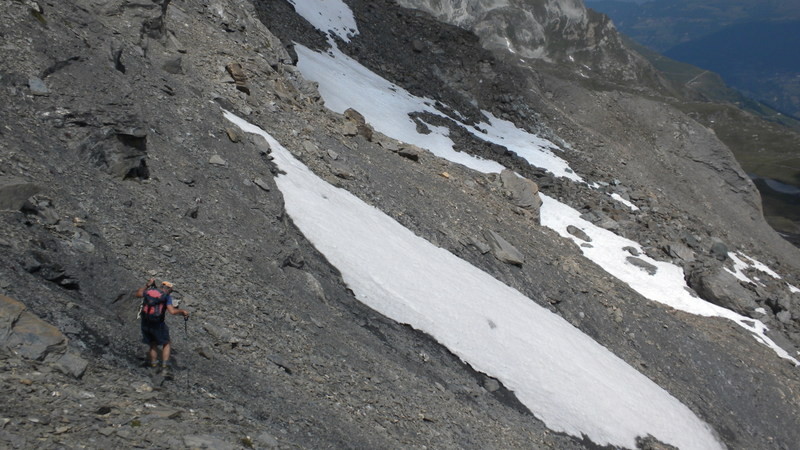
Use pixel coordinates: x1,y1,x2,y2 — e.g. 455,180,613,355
294,43,580,180
224,111,723,450
292,35,798,366
540,195,799,366
609,192,639,211
287,0,359,42
727,252,783,284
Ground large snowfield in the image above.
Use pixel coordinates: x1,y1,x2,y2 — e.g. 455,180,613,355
225,0,799,448
225,111,722,450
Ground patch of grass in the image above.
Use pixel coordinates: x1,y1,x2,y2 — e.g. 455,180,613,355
30,8,46,25
679,102,800,185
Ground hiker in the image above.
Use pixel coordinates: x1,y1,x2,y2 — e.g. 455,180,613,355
135,278,189,375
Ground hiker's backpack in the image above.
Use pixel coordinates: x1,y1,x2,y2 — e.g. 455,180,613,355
141,287,169,323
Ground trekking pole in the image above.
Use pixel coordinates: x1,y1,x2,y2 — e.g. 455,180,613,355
184,315,190,391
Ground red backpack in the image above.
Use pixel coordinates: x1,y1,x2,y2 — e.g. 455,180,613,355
141,288,169,323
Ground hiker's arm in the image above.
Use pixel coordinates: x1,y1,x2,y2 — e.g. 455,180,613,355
167,304,189,317
135,278,156,297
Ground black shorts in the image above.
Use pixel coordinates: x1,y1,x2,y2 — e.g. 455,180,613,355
141,321,170,345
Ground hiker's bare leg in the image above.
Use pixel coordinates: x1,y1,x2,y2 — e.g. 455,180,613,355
162,341,172,363
148,344,158,364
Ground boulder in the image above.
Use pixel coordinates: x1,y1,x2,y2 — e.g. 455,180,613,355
330,162,356,180
626,257,658,275
162,56,183,75
225,62,250,95
0,176,41,211
80,122,149,179
54,351,89,378
1,295,65,361
344,108,366,124
28,77,49,96
687,267,759,315
209,155,228,166
710,239,729,261
183,434,236,450
623,246,640,256
397,145,422,162
484,230,524,266
567,225,592,242
777,311,793,325
667,243,695,262
341,121,359,136
468,236,491,254
499,169,542,211
0,295,26,341
0,295,87,376
253,178,271,192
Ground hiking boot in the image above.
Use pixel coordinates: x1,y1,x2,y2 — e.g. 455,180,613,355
160,364,173,380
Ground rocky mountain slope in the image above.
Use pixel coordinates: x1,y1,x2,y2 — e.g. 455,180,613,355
1,0,799,449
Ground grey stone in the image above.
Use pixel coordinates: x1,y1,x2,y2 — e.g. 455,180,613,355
0,295,26,340
341,121,358,136
255,431,280,448
71,232,95,253
681,233,702,249
183,434,236,449
209,155,227,166
499,169,542,211
397,145,422,161
331,163,355,180
469,237,491,254
688,267,759,315
225,128,241,143
484,230,524,266
375,134,401,151
344,108,366,125
483,377,500,392
567,225,592,242
81,124,149,179
626,256,658,275
254,178,271,192
667,243,694,262
302,271,327,303
37,205,60,225
1,296,67,361
28,77,49,95
710,240,729,261
596,216,619,231
267,354,292,374
0,177,41,211
162,56,183,74
225,62,250,95
623,246,640,256
202,323,237,344
303,140,318,153
777,311,793,325
54,352,89,378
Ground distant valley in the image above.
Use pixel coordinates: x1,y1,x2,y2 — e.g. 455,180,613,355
587,0,800,244
586,0,800,117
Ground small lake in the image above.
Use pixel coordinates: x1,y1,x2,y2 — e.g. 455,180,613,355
751,175,800,246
